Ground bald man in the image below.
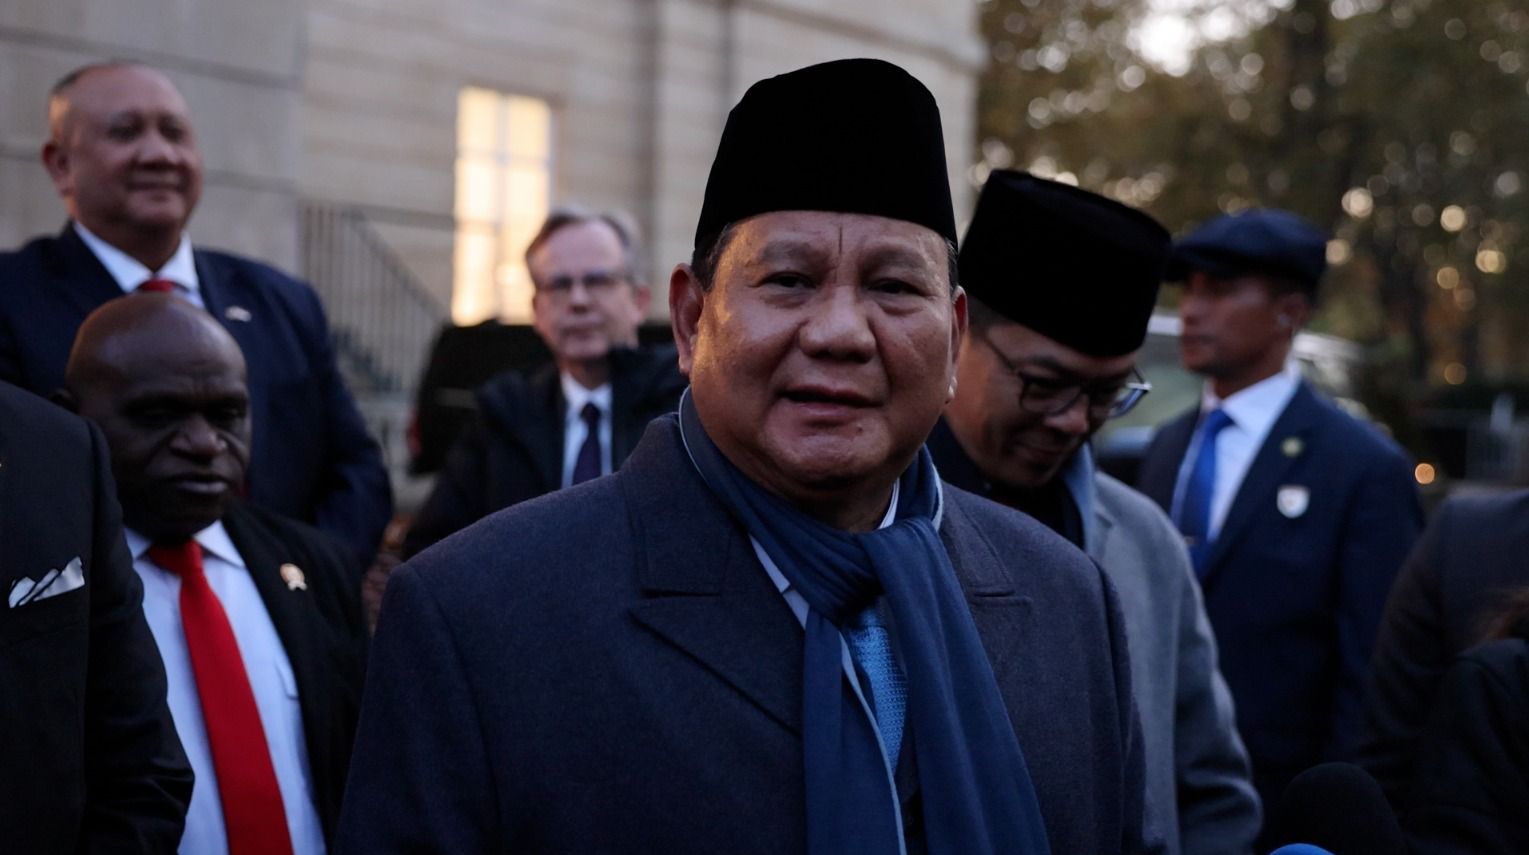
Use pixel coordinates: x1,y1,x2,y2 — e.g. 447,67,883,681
0,59,391,571
63,295,366,855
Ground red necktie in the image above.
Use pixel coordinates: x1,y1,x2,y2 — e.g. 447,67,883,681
148,540,294,855
137,277,176,293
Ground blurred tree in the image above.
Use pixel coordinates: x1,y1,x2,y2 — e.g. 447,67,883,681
976,0,1529,405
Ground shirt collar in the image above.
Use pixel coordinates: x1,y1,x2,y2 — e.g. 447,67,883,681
1059,444,1099,553
1201,361,1301,437
125,519,245,569
561,372,613,425
73,221,200,296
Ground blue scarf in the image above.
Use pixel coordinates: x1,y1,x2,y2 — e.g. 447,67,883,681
678,393,1051,854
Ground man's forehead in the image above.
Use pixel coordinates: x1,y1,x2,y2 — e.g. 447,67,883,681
62,66,189,119
729,212,946,262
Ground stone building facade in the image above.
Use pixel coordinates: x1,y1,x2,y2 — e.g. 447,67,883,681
2,0,982,423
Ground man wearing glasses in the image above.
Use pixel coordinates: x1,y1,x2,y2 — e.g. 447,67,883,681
403,207,685,557
929,171,1261,854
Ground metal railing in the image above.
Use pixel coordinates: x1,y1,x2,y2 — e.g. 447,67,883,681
299,202,449,397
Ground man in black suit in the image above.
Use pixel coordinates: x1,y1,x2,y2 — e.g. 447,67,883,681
0,59,390,570
64,294,366,855
1,381,192,853
403,207,684,557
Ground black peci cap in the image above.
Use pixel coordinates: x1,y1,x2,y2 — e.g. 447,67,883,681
692,58,957,257
1165,208,1328,293
958,170,1169,357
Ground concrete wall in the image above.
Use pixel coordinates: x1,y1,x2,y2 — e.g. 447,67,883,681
300,0,983,318
1,0,982,316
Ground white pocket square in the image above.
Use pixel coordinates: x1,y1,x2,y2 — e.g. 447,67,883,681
8,557,86,608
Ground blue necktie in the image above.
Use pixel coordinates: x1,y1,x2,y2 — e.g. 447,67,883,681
571,403,602,485
845,604,907,767
1177,408,1233,578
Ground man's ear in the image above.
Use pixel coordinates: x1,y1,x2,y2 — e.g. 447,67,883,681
669,264,705,378
947,287,968,404
1276,291,1312,333
41,139,72,198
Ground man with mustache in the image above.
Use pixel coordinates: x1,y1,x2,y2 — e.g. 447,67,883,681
339,59,1158,853
930,170,1260,854
1136,208,1422,838
63,294,367,855
403,207,684,557
0,60,391,572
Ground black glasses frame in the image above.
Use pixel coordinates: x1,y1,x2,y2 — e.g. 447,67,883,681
975,326,1152,420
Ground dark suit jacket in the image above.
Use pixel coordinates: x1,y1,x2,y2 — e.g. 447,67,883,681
0,382,192,853
340,417,1158,854
1138,380,1422,814
217,503,368,844
1358,490,1529,814
1404,636,1529,855
402,344,685,557
0,225,392,569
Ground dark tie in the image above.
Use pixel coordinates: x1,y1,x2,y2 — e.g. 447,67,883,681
147,540,294,855
571,402,603,485
1175,408,1234,578
137,277,177,294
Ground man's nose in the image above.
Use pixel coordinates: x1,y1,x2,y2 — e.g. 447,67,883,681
565,279,594,308
173,417,226,457
1044,393,1093,437
799,283,875,361
136,130,183,165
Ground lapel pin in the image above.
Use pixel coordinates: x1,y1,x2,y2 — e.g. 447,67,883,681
279,563,308,591
1281,436,1304,458
224,305,252,323
1276,485,1310,519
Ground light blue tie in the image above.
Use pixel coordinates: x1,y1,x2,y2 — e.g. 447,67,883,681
1176,408,1234,578
845,604,907,767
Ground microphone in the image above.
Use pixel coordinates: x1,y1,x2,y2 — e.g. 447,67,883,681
1265,762,1405,855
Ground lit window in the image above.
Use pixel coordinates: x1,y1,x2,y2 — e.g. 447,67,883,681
453,88,553,324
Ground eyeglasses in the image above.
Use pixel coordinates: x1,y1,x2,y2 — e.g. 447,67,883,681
976,327,1151,420
537,269,629,297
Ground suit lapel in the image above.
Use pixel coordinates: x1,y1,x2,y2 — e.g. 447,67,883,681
221,507,325,722
193,251,226,320
0,412,10,593
608,350,640,466
938,494,1036,690
1140,409,1197,510
1202,383,1320,586
53,224,131,312
1085,498,1118,566
527,366,566,491
622,423,805,735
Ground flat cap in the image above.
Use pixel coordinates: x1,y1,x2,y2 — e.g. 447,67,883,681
1166,208,1328,293
958,170,1169,357
693,58,956,256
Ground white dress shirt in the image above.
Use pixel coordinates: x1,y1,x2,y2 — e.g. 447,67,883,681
560,374,614,487
73,221,202,306
1173,363,1302,539
127,523,326,855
